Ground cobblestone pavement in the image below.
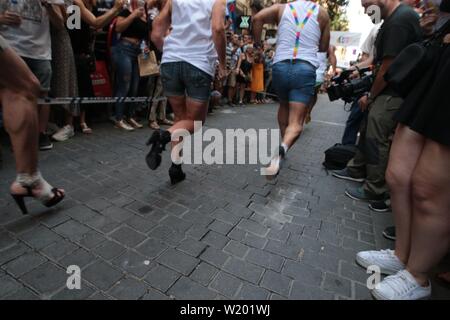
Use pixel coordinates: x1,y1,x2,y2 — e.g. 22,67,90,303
0,96,449,300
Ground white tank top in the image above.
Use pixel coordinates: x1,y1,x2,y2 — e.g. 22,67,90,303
162,0,217,76
273,0,321,68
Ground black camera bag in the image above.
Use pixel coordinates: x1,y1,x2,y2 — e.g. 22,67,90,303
323,144,358,170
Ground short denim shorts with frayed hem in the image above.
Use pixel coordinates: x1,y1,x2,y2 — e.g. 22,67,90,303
161,62,213,102
272,59,317,105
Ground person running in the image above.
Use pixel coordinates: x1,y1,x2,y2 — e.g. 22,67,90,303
252,0,330,177
0,36,65,215
149,0,226,184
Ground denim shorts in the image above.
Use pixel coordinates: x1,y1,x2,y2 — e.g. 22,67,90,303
22,57,52,92
161,62,213,102
272,59,317,104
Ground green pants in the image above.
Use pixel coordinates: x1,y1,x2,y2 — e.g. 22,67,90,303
347,94,404,197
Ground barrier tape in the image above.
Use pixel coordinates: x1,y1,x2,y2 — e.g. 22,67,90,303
37,96,167,105
37,91,278,106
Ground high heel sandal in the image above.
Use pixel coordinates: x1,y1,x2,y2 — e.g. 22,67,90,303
146,130,171,170
80,123,93,134
169,164,186,185
10,176,65,215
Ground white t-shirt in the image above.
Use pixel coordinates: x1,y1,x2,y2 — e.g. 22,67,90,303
360,23,382,57
0,0,64,60
162,0,218,76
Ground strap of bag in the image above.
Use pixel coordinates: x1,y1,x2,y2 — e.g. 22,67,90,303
289,2,318,59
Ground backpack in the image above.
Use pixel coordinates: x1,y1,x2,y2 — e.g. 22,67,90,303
323,144,358,170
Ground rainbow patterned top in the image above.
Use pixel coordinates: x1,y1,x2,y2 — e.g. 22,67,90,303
289,2,318,59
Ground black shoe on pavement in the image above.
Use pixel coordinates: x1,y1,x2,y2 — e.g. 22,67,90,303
169,163,186,185
146,130,171,170
369,199,391,213
345,187,384,202
332,168,365,183
383,226,396,241
39,133,53,151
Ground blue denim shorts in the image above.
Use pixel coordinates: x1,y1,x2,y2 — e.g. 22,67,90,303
161,62,213,102
22,57,52,92
272,60,317,104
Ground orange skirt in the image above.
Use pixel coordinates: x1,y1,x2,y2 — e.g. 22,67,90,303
250,63,264,92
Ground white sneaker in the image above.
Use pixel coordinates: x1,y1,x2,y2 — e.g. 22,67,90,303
115,120,134,131
372,270,431,300
356,249,405,275
52,125,74,142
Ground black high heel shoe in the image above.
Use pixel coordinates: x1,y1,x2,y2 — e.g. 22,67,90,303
146,130,171,170
11,186,65,215
169,164,186,185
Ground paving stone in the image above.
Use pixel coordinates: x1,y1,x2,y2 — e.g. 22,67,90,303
177,238,208,258
83,260,123,291
210,272,242,299
165,203,189,216
323,272,352,298
241,232,267,249
246,248,284,272
20,262,67,295
201,231,230,250
144,264,181,292
223,258,264,285
102,206,134,223
92,240,126,261
136,238,168,260
0,274,22,298
109,226,146,248
190,262,219,286
200,247,231,269
148,225,184,246
260,270,292,297
157,248,200,276
211,208,242,225
125,215,157,234
64,205,98,222
223,240,250,258
168,277,217,300
344,219,373,234
264,239,302,260
342,237,376,252
3,287,39,300
301,251,340,273
208,220,234,235
237,219,269,237
3,251,47,277
52,282,96,300
141,288,171,300
88,292,112,300
41,239,79,260
0,230,17,250
290,282,334,300
340,261,370,284
59,248,97,269
0,243,30,266
236,283,270,300
354,282,372,300
85,214,120,234
85,198,112,212
111,250,155,278
359,232,376,245
107,277,148,300
53,220,92,241
282,260,323,286
19,225,63,249
78,230,107,249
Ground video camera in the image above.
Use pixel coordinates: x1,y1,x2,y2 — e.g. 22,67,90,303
327,67,374,103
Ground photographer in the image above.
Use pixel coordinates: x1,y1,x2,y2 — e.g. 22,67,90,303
332,0,422,203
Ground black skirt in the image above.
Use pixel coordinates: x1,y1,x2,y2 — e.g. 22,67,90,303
395,43,450,146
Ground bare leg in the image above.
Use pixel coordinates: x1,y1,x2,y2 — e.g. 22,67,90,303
250,92,256,103
239,84,245,103
282,101,308,148
228,86,236,104
386,124,425,264
407,139,450,286
277,101,289,139
38,103,50,134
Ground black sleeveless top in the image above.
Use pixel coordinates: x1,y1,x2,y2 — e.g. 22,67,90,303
118,9,148,41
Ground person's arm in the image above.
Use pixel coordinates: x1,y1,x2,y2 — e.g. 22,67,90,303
44,3,65,30
212,0,227,79
318,6,330,53
252,4,283,48
74,0,124,29
116,7,145,33
0,11,22,27
328,45,337,75
151,0,172,51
